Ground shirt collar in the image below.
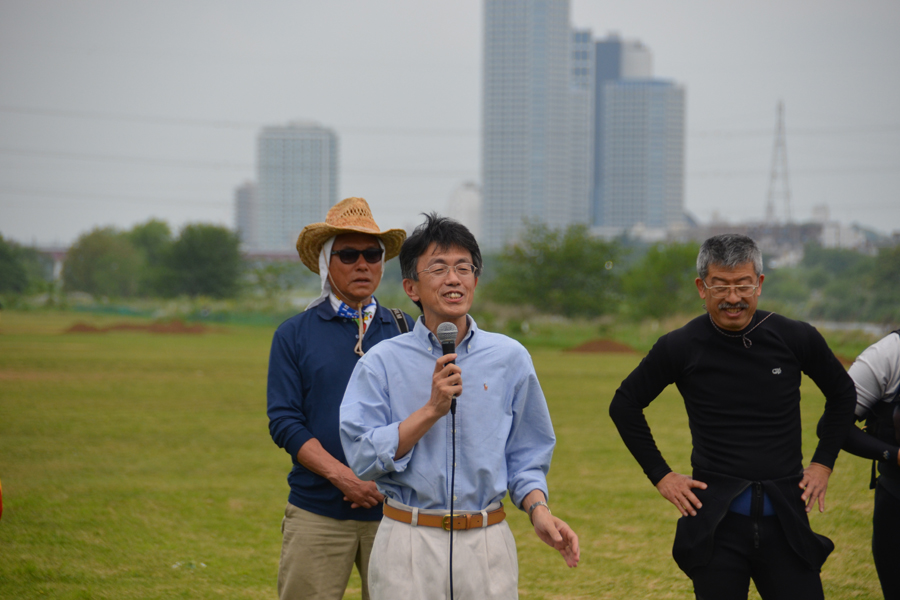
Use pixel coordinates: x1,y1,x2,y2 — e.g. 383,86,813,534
412,315,478,353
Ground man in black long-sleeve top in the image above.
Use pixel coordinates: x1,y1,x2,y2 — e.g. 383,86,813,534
609,234,856,600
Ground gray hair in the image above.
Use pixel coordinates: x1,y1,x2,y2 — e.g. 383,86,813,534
696,234,763,280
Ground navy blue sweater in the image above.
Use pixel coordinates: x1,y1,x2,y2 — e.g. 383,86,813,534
267,300,413,520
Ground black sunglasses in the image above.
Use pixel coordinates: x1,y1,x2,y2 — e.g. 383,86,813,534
330,247,384,264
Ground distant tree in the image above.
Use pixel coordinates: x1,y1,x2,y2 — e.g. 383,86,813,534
63,228,142,297
15,246,55,292
127,220,172,264
164,224,241,298
800,243,875,292
126,220,174,296
485,222,622,317
0,234,29,294
621,242,700,320
871,245,900,323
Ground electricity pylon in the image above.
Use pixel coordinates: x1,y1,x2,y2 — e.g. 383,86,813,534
765,101,792,224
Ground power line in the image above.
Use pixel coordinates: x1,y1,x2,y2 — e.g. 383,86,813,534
4,105,898,139
0,105,479,137
689,165,900,179
0,186,230,208
0,148,252,171
0,147,473,177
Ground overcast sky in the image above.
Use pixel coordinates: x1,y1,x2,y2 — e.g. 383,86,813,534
1,0,898,247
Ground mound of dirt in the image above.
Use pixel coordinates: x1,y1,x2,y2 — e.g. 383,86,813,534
64,320,210,335
147,320,206,334
64,322,105,333
567,339,637,354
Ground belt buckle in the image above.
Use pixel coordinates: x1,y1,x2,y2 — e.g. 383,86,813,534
442,514,469,530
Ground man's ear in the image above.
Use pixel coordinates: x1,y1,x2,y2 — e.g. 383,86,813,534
695,277,707,299
402,279,420,304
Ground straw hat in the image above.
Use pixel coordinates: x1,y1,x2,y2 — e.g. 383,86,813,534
296,197,406,273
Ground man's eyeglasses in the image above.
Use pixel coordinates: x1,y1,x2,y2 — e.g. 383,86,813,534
417,263,479,278
703,281,759,298
331,248,384,265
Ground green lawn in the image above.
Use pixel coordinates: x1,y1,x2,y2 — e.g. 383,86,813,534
0,311,880,598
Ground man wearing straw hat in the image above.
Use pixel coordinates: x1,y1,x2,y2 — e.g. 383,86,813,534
267,197,414,600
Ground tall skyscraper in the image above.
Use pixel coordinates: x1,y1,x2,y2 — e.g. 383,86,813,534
481,5,686,247
566,28,594,229
445,181,483,241
597,80,685,230
254,123,339,251
482,0,572,250
592,35,684,233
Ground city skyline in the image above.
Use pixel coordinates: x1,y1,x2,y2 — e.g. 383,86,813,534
1,0,898,247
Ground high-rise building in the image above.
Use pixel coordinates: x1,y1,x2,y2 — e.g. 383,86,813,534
592,35,684,233
482,0,572,250
597,80,685,231
592,35,652,227
566,28,594,229
446,181,483,241
254,123,339,251
234,181,257,249
481,6,685,246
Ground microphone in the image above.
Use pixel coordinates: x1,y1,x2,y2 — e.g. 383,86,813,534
436,322,458,414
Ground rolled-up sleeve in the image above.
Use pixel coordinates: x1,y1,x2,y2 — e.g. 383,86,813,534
340,358,413,481
505,355,555,508
849,333,900,418
267,328,313,461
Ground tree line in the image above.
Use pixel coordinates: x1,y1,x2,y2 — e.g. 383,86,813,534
0,221,242,300
480,222,900,325
2,220,898,325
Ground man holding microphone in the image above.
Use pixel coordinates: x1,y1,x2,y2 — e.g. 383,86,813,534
340,213,579,599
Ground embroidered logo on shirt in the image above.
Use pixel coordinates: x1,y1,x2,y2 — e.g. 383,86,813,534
772,368,782,375
484,383,488,391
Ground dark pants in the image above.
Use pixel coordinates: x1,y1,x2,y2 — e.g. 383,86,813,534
873,482,900,599
691,512,823,600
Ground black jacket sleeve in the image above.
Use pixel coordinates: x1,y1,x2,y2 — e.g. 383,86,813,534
609,334,680,485
819,414,900,464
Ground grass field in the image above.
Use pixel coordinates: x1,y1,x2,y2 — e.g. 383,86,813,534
0,311,881,598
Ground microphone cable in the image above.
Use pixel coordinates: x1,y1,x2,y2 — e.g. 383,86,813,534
449,396,457,600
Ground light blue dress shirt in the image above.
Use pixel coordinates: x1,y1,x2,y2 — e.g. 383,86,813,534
340,316,556,511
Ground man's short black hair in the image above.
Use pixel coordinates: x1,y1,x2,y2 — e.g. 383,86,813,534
399,213,483,311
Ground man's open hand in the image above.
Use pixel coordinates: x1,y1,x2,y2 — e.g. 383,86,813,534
800,462,832,513
656,472,708,517
531,508,580,568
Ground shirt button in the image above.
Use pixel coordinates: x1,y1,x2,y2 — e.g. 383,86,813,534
355,335,359,339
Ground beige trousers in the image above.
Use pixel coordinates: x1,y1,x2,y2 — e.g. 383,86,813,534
368,499,519,600
278,503,380,600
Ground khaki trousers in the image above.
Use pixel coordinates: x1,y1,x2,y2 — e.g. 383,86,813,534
278,503,380,600
368,500,519,600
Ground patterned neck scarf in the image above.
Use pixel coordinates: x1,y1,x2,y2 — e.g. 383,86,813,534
330,294,377,356
336,299,377,331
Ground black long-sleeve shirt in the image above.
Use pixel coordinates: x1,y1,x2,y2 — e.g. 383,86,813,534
609,311,857,485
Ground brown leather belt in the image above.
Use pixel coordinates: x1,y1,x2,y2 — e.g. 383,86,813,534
383,502,506,531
